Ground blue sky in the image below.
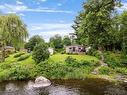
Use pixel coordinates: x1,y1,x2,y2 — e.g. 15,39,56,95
0,0,127,42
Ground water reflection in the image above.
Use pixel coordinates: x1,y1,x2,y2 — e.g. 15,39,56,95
0,79,126,95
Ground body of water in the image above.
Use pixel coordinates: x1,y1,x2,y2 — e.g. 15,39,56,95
0,78,127,95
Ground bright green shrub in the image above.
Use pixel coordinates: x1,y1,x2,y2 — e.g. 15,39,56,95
87,48,101,59
17,54,30,61
32,43,50,63
65,56,77,65
115,67,127,75
10,65,31,80
79,60,92,67
98,66,111,75
104,52,122,68
0,70,11,80
14,52,25,58
120,55,127,66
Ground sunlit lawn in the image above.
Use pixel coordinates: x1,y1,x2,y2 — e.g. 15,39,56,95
48,53,99,63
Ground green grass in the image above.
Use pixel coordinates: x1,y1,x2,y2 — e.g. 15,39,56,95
3,53,35,65
1,52,125,81
48,53,99,63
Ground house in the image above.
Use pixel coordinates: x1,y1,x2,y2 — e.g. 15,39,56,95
65,45,85,54
5,46,15,53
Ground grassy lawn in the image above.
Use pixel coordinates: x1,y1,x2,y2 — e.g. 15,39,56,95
3,53,99,65
0,52,126,81
48,53,99,63
3,53,35,65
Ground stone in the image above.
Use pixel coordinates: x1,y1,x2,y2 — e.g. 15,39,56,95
33,76,51,88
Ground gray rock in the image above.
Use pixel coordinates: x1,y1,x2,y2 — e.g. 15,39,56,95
33,76,51,88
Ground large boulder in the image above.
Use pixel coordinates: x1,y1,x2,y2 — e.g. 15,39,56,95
33,76,51,88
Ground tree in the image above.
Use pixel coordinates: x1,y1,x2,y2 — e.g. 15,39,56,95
32,43,50,63
0,14,28,61
73,0,121,50
119,11,127,54
49,34,63,49
62,35,71,46
25,35,44,51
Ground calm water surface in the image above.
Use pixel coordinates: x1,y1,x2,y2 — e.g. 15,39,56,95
0,78,127,95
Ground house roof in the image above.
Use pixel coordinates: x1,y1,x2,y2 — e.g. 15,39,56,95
65,44,83,48
5,46,14,49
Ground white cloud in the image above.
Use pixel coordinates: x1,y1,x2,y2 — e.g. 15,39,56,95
116,2,127,12
19,13,25,16
16,1,23,5
29,23,74,42
0,4,72,14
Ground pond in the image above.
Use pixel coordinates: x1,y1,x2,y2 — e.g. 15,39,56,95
0,78,127,95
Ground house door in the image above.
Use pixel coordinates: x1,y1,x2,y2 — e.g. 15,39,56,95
73,47,76,52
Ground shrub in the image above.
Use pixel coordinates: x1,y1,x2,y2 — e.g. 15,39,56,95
32,43,50,63
36,61,67,79
79,60,93,67
65,56,78,67
120,55,127,66
98,66,111,75
17,54,30,61
10,65,31,80
104,52,122,68
0,70,11,80
115,67,127,75
87,48,101,59
14,52,25,58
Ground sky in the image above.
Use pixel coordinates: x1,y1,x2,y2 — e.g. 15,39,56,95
0,0,127,42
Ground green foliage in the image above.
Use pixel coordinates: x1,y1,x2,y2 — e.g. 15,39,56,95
104,52,122,68
87,48,101,59
0,14,28,62
14,52,25,58
99,67,111,75
17,54,30,61
49,34,63,49
73,0,120,48
0,70,11,80
62,35,71,46
120,54,127,66
10,65,31,80
25,35,45,51
65,56,77,65
115,67,127,75
65,56,97,68
120,11,127,54
32,43,50,63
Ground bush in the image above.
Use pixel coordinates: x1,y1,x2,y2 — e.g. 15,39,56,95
0,70,11,80
65,56,79,67
14,52,25,58
115,67,127,75
87,48,101,59
104,52,122,68
10,64,31,80
17,54,30,61
32,43,50,63
98,66,111,75
120,54,127,66
79,60,93,67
